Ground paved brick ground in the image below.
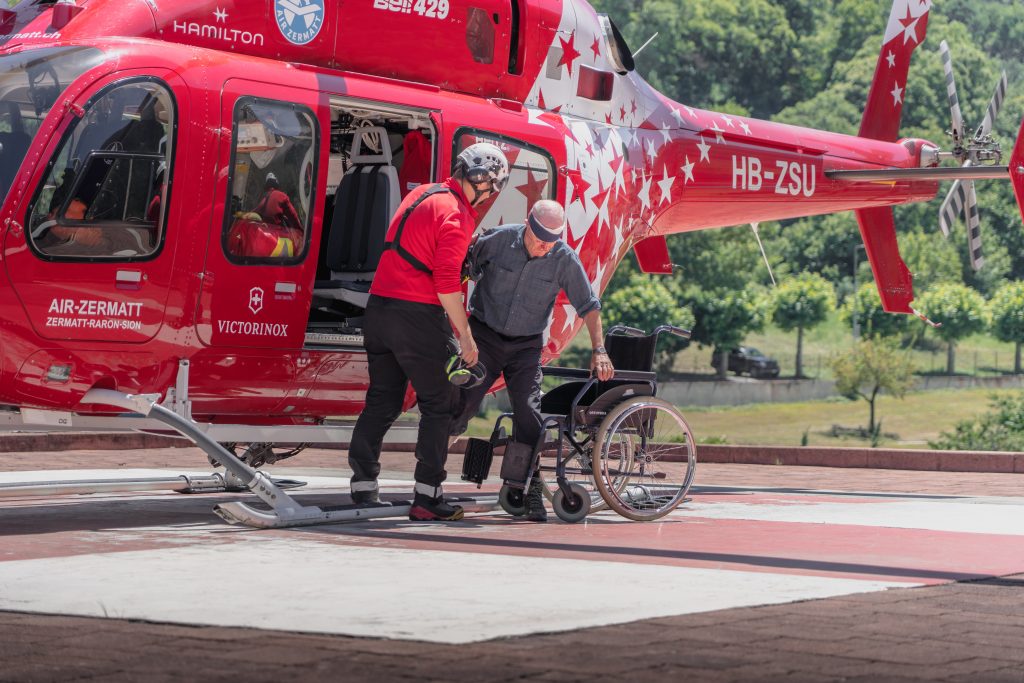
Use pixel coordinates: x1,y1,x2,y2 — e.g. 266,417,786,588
1,575,1023,682
2,448,1023,681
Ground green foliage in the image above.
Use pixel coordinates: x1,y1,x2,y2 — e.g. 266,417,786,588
601,273,695,373
917,283,988,344
988,281,1024,344
839,282,909,339
829,338,915,433
931,394,1024,452
686,285,770,377
772,273,835,332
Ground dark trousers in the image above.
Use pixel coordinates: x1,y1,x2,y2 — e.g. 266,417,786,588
450,317,544,450
349,295,457,488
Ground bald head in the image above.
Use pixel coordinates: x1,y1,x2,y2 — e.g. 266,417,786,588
530,200,565,232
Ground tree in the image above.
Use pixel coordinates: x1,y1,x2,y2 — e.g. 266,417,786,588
830,339,915,437
686,286,769,379
988,281,1024,374
838,282,910,340
771,273,835,378
931,393,1024,452
917,283,988,374
602,274,695,374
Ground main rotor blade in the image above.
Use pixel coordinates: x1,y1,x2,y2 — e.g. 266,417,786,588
938,178,964,238
977,70,1008,140
964,181,984,271
940,41,966,146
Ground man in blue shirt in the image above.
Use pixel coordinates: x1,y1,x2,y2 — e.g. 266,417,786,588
449,200,615,522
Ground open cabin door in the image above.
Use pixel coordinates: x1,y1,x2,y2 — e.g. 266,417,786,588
4,68,183,343
194,79,325,351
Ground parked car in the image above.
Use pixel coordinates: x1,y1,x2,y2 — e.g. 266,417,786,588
711,346,780,379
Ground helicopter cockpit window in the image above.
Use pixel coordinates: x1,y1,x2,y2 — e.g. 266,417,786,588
223,98,317,264
27,79,175,260
453,129,556,231
0,46,105,205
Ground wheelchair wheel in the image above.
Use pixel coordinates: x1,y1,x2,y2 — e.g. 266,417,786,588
498,485,527,516
552,482,591,523
539,434,608,512
593,397,696,521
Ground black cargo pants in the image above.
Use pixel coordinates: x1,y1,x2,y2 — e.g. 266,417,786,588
449,316,544,451
349,295,458,488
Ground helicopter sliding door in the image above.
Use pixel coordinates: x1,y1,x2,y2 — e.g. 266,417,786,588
5,69,181,343
194,80,324,351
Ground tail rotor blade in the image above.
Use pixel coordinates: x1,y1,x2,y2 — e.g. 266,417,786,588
964,181,984,271
977,71,1008,140
939,178,966,238
940,41,966,146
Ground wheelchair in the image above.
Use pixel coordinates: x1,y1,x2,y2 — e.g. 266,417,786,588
463,324,697,523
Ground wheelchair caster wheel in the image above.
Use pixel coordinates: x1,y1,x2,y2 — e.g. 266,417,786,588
552,482,591,523
499,485,527,516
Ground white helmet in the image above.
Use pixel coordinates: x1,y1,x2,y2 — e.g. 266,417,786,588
456,142,509,193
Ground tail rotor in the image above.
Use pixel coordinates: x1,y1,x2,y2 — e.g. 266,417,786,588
936,40,1008,271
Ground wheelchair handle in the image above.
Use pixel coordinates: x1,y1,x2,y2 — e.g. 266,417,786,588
606,324,646,338
654,324,692,340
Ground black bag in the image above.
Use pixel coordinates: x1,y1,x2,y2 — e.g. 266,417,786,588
461,438,494,487
500,441,534,486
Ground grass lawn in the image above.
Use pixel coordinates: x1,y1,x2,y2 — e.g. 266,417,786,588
465,388,1012,449
675,387,1012,448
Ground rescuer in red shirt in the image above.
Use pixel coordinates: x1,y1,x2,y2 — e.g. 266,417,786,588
348,142,509,521
255,172,302,231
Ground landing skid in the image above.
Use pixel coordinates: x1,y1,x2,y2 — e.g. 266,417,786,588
64,389,499,529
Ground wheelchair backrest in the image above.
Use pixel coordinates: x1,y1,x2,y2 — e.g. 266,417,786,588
605,333,658,372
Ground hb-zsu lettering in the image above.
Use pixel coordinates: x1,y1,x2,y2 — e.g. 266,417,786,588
731,155,817,197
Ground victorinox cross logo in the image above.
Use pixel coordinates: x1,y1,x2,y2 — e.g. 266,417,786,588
249,287,265,315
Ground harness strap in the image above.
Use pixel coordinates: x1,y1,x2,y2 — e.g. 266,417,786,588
383,184,453,275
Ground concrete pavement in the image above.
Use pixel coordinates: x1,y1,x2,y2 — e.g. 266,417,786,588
0,447,1022,681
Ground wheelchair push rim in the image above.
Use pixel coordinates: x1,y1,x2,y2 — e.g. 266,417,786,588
592,397,696,521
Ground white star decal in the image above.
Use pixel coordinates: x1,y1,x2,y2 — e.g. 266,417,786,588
710,121,725,144
638,172,652,211
611,218,627,263
214,6,228,22
670,107,685,126
591,258,608,293
722,115,735,128
739,121,751,135
696,136,711,162
903,17,920,45
645,137,658,162
891,82,904,106
886,51,896,68
683,105,697,119
660,123,673,144
680,156,695,184
657,165,675,205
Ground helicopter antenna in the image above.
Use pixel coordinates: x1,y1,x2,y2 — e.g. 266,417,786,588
750,222,776,286
633,32,659,57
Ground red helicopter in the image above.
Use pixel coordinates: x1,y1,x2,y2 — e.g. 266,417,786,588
0,0,1021,490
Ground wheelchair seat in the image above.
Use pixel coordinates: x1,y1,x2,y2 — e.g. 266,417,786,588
540,380,654,427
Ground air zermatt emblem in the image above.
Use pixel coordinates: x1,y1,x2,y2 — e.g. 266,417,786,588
275,0,325,45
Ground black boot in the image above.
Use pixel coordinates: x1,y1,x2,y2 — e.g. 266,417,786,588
409,491,464,521
351,483,391,507
524,476,547,523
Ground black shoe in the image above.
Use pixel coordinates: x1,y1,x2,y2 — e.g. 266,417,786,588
409,492,464,521
524,477,547,523
351,489,392,506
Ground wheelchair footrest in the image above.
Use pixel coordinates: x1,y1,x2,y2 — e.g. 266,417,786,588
499,441,534,487
460,438,494,487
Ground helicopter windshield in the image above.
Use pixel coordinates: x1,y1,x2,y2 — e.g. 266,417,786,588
0,46,105,205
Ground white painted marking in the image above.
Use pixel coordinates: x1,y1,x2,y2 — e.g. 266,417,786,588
0,540,913,643
681,497,1024,536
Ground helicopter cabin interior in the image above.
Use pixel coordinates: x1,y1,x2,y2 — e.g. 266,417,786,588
306,101,437,345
